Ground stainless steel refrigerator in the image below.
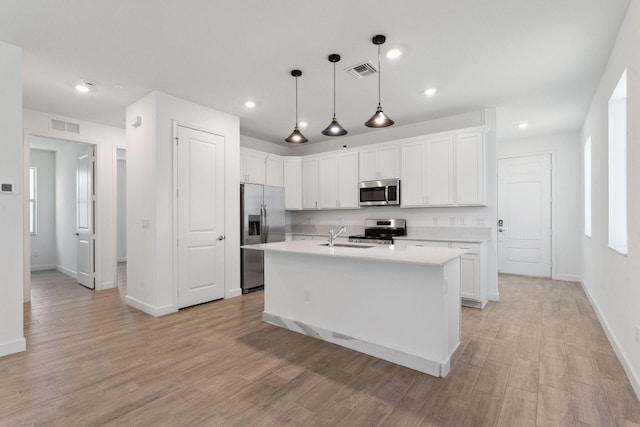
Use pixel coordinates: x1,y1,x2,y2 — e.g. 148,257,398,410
240,183,286,293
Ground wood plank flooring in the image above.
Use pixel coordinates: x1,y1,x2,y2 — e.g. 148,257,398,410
1,271,639,426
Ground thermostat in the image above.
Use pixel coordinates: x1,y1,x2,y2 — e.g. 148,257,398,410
1,183,14,193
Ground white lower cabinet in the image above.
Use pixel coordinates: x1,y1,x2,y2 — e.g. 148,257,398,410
399,239,487,308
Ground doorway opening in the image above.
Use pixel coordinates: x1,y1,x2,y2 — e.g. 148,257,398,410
116,148,127,295
28,135,97,296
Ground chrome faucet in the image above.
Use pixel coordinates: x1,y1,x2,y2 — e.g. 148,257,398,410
328,226,346,248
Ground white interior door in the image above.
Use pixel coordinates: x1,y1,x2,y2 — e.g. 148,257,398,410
177,126,225,309
498,155,551,277
76,147,95,289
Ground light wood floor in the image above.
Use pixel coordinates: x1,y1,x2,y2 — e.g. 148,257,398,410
1,271,639,426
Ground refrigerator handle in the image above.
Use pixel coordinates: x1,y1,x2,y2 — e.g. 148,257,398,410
263,204,269,242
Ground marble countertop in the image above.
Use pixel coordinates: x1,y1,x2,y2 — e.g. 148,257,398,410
242,240,466,266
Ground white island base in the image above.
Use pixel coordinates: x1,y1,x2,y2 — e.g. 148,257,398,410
252,242,462,377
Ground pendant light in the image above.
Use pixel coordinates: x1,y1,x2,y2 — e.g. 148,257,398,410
321,54,348,137
365,35,394,128
285,69,308,143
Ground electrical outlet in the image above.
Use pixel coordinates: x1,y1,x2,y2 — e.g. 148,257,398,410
449,216,455,225
635,325,640,344
459,216,465,225
433,216,438,225
304,290,311,303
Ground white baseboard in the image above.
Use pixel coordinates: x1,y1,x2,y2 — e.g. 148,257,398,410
125,295,177,317
0,337,26,357
580,279,640,402
226,287,242,298
488,292,500,301
553,273,581,282
30,264,56,271
98,281,115,291
55,265,77,279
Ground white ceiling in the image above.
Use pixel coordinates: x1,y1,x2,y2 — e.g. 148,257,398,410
0,0,630,145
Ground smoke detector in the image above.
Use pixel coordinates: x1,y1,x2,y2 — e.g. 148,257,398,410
345,61,377,79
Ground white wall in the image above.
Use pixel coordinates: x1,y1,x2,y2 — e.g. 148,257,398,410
498,132,582,281
29,149,56,270
289,110,486,156
22,109,126,300
581,1,640,399
0,41,25,357
240,135,291,156
125,91,240,316
117,157,127,261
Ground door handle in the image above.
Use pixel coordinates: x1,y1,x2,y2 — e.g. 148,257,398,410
498,228,507,232
217,235,226,241
75,232,80,236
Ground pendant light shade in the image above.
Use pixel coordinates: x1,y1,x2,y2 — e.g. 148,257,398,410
365,35,394,128
285,69,308,143
322,54,348,137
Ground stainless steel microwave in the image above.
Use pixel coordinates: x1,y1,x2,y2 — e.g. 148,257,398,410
359,179,400,206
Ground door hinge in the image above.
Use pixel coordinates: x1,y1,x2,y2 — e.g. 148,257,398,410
175,137,179,145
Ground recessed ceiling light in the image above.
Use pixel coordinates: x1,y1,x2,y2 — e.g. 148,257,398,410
518,122,528,129
423,88,437,96
75,80,96,93
298,121,308,128
386,49,402,59
244,101,256,108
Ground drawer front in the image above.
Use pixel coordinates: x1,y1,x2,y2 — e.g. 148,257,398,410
451,242,481,254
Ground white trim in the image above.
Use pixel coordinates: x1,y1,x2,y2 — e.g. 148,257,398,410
125,295,177,317
56,265,77,279
30,264,56,271
487,292,500,301
112,144,127,299
553,274,581,282
97,281,115,291
580,279,640,402
23,129,102,302
0,338,26,357
497,151,556,279
226,287,242,298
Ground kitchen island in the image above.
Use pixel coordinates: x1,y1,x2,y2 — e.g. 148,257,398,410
243,240,465,377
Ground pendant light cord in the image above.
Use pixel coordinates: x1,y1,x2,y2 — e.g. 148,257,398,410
377,44,381,105
295,76,298,125
333,62,337,116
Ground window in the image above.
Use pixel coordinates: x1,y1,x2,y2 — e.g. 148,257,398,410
584,138,591,237
608,69,627,254
29,166,37,235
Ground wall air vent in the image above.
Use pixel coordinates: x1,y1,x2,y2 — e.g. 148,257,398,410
345,61,377,79
49,118,81,134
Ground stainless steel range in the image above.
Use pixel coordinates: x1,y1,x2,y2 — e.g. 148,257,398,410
348,219,406,245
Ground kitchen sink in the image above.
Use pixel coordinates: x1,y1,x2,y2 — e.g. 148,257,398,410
318,243,376,249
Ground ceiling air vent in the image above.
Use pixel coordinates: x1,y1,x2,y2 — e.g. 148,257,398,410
345,61,377,79
49,118,81,134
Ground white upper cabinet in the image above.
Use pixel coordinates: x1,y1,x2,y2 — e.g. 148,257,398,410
400,128,486,207
240,148,266,184
400,140,426,207
265,154,284,187
359,145,399,181
314,151,359,209
318,155,338,209
337,151,359,208
425,135,454,206
455,131,485,205
302,156,320,209
283,157,302,210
